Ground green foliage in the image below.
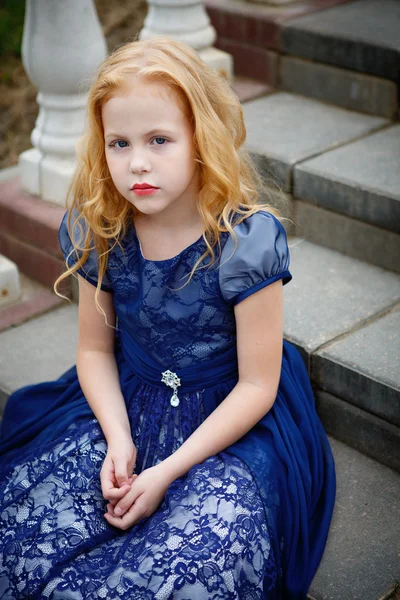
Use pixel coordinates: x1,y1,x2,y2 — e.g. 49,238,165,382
0,0,26,57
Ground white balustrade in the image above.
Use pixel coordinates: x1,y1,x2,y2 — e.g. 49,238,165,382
140,0,233,79
19,0,107,206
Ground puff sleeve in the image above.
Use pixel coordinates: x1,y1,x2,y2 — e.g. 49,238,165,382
58,208,114,292
219,210,292,305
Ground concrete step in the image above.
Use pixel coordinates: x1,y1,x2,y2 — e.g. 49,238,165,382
281,0,400,83
0,306,399,600
205,0,400,118
284,236,400,472
308,437,400,600
293,124,400,273
280,0,400,117
242,91,399,273
0,270,66,333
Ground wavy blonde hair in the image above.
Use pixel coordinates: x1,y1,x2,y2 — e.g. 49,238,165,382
53,34,292,323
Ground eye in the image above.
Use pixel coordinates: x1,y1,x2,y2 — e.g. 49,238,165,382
151,137,168,146
108,140,128,150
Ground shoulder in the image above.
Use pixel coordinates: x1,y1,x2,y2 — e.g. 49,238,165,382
219,209,292,305
225,209,287,247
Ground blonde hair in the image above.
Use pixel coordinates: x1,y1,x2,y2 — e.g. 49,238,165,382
53,34,292,323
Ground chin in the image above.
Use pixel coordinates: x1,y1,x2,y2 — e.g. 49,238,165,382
130,201,169,215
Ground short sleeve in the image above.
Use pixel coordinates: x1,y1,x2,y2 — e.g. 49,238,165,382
219,210,292,305
58,208,114,292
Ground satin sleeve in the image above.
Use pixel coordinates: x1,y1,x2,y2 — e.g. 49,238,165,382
58,208,114,292
219,210,292,305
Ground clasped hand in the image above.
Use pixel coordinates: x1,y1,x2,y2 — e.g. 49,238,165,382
100,437,173,530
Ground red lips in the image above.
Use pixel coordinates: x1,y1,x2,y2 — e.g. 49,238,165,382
132,183,158,190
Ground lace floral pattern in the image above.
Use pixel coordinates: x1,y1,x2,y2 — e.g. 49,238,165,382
0,382,277,599
59,210,292,371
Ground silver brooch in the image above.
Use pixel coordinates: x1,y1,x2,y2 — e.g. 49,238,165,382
161,370,181,407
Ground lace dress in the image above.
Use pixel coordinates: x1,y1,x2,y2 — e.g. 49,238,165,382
0,210,336,600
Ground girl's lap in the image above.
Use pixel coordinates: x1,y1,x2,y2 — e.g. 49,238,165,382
0,422,275,599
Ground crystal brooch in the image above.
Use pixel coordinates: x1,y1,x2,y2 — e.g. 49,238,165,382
161,370,181,407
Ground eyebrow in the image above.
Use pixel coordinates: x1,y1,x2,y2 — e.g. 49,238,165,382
104,128,175,138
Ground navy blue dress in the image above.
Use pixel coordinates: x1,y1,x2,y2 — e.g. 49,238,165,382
0,210,336,599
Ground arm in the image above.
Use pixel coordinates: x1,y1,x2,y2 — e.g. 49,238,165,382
75,274,131,443
162,279,284,482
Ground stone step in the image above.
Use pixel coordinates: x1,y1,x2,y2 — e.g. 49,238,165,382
0,175,72,295
280,0,400,117
279,54,398,120
308,436,400,600
284,236,400,471
281,0,400,83
294,125,400,234
293,124,400,273
0,271,66,333
242,91,400,273
205,0,400,118
0,305,399,600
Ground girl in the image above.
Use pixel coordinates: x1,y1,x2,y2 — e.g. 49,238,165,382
0,35,336,599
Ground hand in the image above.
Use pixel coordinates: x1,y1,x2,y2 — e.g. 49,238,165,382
100,435,137,507
103,463,173,531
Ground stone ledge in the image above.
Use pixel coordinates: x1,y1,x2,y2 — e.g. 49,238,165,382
0,271,68,333
315,390,400,473
280,55,398,119
205,0,354,51
312,305,400,428
0,230,69,293
308,436,400,600
242,92,387,192
293,200,400,274
0,176,65,255
283,237,400,356
281,0,400,81
216,38,278,84
293,125,400,234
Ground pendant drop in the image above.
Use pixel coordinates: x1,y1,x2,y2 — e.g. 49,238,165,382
161,369,181,408
170,393,180,407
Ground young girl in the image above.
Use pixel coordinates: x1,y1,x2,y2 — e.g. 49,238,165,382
0,36,336,599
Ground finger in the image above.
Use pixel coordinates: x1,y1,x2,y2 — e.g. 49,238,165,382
104,500,143,529
113,485,143,517
100,461,117,499
103,483,131,502
115,462,135,489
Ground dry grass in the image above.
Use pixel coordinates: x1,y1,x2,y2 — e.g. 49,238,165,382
0,0,147,170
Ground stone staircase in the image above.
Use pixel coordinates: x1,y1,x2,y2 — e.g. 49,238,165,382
0,0,399,598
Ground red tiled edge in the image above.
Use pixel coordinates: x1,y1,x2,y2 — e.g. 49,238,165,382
231,76,273,103
0,291,67,333
205,0,355,51
217,38,278,83
0,176,65,255
0,231,70,294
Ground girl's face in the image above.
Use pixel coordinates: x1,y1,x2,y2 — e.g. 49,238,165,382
102,78,199,219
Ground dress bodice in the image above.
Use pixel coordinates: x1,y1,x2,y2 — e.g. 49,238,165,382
59,210,292,369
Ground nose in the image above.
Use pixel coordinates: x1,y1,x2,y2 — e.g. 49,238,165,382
129,147,150,174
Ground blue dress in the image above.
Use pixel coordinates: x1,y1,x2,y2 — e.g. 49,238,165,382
0,209,336,600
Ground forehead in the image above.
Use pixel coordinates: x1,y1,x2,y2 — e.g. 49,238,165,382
102,79,188,133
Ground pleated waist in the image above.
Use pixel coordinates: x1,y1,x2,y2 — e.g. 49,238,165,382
115,329,239,394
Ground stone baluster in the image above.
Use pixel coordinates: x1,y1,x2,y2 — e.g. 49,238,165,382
140,0,233,79
19,0,107,206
